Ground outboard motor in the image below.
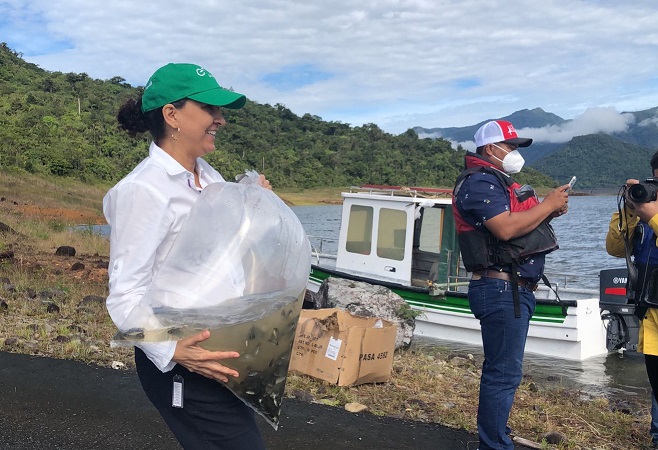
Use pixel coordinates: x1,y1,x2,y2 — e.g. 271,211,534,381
599,268,639,352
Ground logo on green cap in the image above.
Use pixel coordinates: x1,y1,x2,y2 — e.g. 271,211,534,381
141,63,246,113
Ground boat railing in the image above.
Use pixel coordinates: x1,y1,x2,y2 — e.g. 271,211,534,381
308,235,337,254
309,235,338,265
542,271,599,292
348,185,452,198
435,270,600,295
424,270,470,295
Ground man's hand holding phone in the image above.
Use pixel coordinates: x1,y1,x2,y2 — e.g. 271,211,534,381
566,176,577,192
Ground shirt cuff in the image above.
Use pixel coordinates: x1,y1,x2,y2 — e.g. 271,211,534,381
136,341,177,372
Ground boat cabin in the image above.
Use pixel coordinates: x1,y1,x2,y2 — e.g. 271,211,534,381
308,186,618,361
333,186,461,290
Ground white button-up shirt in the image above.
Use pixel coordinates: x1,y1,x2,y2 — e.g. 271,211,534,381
103,142,225,372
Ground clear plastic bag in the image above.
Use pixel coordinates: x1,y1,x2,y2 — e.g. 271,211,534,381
112,172,311,428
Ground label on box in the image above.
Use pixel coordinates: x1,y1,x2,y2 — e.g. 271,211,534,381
325,337,342,360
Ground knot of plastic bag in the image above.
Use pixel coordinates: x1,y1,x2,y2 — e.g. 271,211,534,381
235,169,261,184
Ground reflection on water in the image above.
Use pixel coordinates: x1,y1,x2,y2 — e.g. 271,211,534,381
74,224,110,235
545,195,624,290
412,335,651,402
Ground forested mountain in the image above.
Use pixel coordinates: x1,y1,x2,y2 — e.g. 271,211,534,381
0,44,556,190
533,134,656,190
414,108,567,144
610,106,658,148
415,106,658,190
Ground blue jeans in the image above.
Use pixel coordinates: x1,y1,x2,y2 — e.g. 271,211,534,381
468,277,536,450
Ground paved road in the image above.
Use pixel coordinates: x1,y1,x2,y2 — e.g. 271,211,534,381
0,351,506,449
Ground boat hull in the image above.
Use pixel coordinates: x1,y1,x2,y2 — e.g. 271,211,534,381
308,265,608,361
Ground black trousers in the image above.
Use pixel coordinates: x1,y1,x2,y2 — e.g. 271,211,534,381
647,354,658,404
135,347,266,450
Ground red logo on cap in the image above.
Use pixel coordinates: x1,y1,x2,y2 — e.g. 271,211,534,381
497,120,518,140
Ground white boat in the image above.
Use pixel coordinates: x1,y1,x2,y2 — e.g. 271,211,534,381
306,185,638,361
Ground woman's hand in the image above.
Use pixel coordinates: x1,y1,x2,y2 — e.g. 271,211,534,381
258,174,272,190
172,330,240,382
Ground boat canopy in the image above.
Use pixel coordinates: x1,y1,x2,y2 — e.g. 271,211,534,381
334,187,461,289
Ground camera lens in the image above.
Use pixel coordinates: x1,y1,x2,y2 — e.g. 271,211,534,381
628,184,649,203
628,181,658,203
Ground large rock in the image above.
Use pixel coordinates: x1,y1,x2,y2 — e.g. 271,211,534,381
55,246,76,256
310,277,415,350
0,222,16,234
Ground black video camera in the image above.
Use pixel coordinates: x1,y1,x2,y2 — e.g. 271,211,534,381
627,178,658,203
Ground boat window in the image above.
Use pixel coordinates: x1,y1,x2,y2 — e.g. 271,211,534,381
377,208,406,261
345,205,373,255
418,207,443,254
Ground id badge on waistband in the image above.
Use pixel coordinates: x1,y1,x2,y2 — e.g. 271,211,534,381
172,374,184,408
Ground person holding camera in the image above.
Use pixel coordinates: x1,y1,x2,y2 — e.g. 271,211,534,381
452,120,570,450
606,150,658,449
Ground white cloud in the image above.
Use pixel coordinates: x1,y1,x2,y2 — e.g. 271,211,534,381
639,115,658,128
451,140,476,153
3,0,658,134
521,107,636,144
448,107,637,149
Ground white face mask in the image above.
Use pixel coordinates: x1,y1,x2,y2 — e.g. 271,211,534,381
492,143,525,174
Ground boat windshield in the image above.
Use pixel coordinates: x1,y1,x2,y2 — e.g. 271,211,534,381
345,205,373,255
377,208,406,261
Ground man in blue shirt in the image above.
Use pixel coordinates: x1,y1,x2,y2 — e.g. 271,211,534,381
453,120,570,450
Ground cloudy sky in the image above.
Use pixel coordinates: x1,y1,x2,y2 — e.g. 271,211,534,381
3,0,658,137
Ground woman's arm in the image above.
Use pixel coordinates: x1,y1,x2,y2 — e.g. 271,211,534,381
104,181,179,370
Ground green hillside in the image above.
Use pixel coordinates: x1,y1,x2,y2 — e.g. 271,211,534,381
613,106,658,148
0,43,557,190
533,133,655,189
416,104,658,184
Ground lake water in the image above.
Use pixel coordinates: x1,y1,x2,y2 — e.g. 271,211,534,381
295,195,625,290
293,195,652,402
90,194,652,402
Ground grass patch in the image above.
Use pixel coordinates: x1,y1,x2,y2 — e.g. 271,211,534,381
285,348,650,449
0,169,653,449
0,167,108,216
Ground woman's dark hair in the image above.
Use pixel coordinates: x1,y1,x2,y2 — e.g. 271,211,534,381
117,97,187,142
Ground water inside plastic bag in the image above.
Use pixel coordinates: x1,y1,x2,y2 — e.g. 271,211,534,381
112,176,311,429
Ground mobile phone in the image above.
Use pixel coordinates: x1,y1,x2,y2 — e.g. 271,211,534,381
567,176,577,191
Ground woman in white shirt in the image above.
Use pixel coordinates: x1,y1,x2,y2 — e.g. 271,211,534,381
104,63,269,449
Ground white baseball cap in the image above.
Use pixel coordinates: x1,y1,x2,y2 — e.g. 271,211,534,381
474,120,532,148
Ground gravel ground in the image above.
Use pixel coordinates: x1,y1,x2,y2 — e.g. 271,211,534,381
0,351,493,450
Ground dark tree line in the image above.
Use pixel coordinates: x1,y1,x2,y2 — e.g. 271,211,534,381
0,43,557,189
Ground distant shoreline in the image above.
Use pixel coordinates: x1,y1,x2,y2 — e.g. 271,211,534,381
278,187,618,206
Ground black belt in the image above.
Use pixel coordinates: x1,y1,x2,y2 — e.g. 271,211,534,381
471,269,538,292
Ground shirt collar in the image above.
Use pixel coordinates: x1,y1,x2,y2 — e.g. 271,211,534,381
148,142,198,177
464,153,509,178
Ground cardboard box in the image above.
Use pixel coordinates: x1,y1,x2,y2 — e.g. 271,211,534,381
288,308,397,386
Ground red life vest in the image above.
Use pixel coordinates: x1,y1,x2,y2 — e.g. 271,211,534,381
452,155,558,272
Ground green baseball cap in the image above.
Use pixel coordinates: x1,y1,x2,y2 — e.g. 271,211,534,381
141,63,246,113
